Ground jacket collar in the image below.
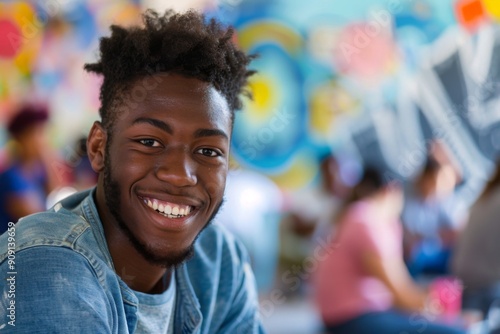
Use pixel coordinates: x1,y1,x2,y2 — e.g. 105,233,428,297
78,188,203,333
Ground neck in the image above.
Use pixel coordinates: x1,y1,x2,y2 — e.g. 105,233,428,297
94,182,172,294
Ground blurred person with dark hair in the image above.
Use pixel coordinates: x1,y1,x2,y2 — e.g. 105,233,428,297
0,9,263,333
402,156,463,277
453,160,500,320
314,167,464,334
0,104,61,234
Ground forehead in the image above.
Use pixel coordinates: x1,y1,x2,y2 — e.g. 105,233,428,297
116,73,231,128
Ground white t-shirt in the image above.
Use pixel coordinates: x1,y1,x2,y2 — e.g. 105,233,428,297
133,274,176,334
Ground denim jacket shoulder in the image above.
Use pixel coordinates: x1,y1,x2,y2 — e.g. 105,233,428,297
0,189,265,334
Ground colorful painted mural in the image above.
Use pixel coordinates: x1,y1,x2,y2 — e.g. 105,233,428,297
208,0,500,208
0,1,142,157
2,0,500,201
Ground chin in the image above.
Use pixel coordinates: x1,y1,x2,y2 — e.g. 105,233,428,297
131,232,196,268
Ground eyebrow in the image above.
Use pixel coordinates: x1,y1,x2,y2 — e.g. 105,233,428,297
133,117,228,140
194,128,228,140
133,117,173,134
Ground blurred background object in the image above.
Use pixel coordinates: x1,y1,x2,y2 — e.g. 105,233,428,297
402,153,464,278
453,160,500,321
217,168,284,293
0,103,67,233
314,166,464,333
4,0,500,333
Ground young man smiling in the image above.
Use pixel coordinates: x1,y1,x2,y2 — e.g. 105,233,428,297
0,10,264,333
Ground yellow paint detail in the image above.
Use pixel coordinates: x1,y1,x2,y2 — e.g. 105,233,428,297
483,0,500,20
244,74,278,122
309,81,359,138
238,20,302,54
270,158,316,190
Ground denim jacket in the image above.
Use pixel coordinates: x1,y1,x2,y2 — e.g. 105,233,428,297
0,189,265,333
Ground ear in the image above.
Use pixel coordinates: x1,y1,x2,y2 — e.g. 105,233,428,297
87,121,107,173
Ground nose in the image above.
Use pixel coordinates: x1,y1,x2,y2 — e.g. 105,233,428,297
155,148,197,187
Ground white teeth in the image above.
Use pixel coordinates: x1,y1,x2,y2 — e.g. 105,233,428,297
144,198,192,217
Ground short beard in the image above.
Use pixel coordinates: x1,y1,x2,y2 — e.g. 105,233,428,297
102,142,223,268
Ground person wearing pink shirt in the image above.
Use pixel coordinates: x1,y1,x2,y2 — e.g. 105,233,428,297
314,167,464,334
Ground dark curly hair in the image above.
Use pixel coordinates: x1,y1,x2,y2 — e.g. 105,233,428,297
84,9,255,130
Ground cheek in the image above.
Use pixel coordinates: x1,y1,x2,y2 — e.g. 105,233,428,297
203,169,227,199
111,151,152,179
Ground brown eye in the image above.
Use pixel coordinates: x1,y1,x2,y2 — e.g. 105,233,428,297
138,139,161,147
197,148,220,157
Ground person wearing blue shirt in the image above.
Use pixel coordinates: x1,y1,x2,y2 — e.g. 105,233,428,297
0,104,59,234
0,9,263,333
402,158,462,277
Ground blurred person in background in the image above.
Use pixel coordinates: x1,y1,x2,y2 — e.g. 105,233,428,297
314,166,464,334
452,160,500,321
287,151,354,236
278,151,355,295
0,104,62,234
402,156,463,277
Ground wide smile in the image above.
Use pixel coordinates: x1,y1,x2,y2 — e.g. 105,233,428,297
138,194,199,231
142,197,194,219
